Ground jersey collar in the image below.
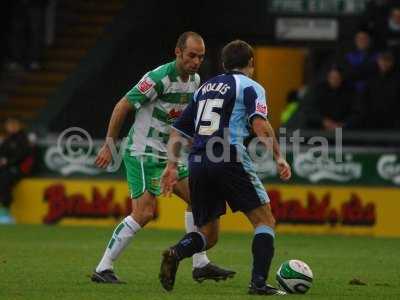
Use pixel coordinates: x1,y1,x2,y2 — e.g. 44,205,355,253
226,70,246,76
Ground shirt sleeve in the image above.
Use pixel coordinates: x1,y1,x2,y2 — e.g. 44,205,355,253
172,98,196,139
125,71,163,110
243,84,268,122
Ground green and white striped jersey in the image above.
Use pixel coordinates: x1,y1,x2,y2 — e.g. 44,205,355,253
125,60,200,158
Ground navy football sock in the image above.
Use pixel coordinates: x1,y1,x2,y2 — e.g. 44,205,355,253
251,225,275,287
172,232,207,261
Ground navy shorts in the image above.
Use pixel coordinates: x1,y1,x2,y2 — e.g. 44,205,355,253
188,147,270,227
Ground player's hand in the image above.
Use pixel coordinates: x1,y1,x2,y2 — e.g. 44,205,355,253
276,157,291,181
95,144,112,168
161,163,178,197
323,118,343,130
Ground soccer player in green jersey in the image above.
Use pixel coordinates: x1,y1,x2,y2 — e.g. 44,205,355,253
91,32,235,284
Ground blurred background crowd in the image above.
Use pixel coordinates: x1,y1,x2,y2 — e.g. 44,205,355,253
282,0,400,131
0,0,398,134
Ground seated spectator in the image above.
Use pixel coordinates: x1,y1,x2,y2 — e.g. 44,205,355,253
299,67,356,130
385,6,400,48
0,118,35,224
367,5,400,58
343,30,379,93
386,7,400,69
347,51,400,129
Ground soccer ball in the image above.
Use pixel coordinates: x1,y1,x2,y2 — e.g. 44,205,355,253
276,259,313,294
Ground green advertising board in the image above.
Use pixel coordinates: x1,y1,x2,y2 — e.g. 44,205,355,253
35,141,400,187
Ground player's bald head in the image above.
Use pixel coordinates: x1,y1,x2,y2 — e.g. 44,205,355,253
175,32,205,76
176,31,204,50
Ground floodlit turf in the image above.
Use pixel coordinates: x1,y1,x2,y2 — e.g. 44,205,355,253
1,225,400,300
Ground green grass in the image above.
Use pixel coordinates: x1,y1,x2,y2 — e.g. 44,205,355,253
0,225,400,300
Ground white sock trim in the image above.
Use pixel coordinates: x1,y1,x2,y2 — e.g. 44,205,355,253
184,211,196,233
184,211,210,268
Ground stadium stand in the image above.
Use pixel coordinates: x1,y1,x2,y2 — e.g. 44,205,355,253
0,0,125,124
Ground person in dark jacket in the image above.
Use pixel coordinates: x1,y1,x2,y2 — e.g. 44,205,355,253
300,67,356,130
348,51,400,129
366,5,400,67
385,7,400,69
343,30,379,93
0,118,35,224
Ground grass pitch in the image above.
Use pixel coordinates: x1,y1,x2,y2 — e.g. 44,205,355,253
1,225,399,300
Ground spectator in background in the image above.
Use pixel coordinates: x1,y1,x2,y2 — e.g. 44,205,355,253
348,52,400,129
385,7,400,68
6,0,48,71
300,67,356,130
366,5,400,59
343,30,378,94
280,86,308,129
0,118,35,224
384,7,400,48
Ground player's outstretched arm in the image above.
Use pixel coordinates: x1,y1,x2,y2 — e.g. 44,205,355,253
251,116,291,181
95,97,133,168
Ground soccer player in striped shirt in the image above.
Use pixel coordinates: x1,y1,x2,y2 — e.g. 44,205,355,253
91,32,235,284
